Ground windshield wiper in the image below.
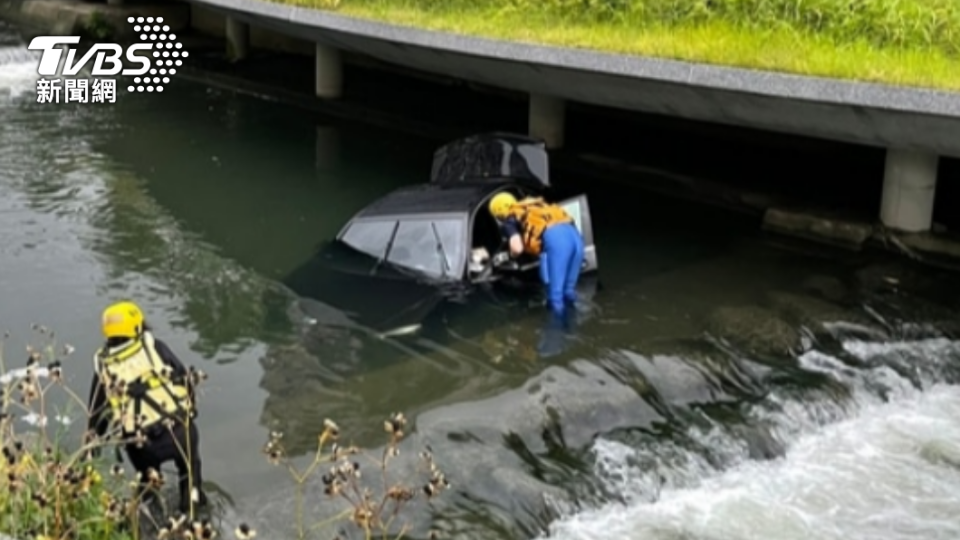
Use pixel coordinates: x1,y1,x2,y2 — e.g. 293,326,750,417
372,221,400,275
431,222,451,278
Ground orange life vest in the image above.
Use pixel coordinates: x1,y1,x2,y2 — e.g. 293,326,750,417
508,197,574,256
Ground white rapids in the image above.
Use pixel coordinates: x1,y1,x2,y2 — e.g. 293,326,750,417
542,337,960,540
0,45,43,100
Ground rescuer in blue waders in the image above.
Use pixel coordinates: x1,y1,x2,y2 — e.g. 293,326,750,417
85,301,209,517
488,192,585,318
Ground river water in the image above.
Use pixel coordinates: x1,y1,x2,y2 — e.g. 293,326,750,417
2,20,960,540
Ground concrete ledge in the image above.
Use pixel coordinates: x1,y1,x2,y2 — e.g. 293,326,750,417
762,206,960,267
897,232,960,259
185,0,960,157
762,207,876,250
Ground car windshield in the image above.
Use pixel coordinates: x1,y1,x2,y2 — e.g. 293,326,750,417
339,219,397,260
340,217,464,279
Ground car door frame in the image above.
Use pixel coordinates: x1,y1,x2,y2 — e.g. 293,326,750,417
557,194,599,274
477,191,599,276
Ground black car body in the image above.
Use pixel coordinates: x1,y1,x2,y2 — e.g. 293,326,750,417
283,132,599,337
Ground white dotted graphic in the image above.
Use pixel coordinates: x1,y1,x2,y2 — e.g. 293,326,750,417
124,16,189,93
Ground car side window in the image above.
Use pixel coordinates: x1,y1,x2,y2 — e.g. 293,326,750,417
340,220,397,259
386,219,463,278
432,219,463,276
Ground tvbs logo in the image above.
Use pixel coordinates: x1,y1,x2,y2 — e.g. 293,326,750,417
29,16,189,104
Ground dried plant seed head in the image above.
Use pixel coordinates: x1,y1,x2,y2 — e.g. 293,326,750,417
324,478,343,497
323,418,340,437
168,514,187,531
195,520,216,539
351,507,373,529
235,523,257,539
147,467,164,487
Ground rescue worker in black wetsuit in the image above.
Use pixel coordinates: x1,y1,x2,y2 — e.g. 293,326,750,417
85,300,209,516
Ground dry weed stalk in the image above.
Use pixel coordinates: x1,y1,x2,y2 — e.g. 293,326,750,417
262,411,450,540
0,324,447,540
0,325,244,540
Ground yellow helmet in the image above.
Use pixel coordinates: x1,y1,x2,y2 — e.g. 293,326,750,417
101,301,145,339
488,192,517,220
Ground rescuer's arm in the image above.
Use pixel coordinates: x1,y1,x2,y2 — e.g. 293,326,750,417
153,338,197,403
501,218,524,258
153,338,188,379
85,372,109,448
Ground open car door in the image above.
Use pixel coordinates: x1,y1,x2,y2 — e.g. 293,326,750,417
558,194,599,274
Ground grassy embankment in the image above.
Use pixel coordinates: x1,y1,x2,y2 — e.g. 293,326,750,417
276,0,960,92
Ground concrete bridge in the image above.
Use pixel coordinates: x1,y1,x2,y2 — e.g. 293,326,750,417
182,0,959,234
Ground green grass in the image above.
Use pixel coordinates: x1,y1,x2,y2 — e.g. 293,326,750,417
276,0,960,93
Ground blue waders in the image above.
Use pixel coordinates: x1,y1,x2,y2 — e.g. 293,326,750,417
538,221,585,317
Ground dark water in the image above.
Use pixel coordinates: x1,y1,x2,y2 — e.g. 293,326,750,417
2,21,960,540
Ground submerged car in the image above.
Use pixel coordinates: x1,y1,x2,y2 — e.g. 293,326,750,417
283,132,599,337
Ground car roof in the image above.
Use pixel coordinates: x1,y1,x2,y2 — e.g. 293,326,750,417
352,181,512,219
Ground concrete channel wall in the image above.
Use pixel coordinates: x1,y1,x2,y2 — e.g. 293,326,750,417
3,0,955,240
184,0,960,236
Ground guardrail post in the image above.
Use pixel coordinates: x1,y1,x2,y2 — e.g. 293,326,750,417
315,43,343,99
225,16,250,62
529,93,565,149
880,148,939,233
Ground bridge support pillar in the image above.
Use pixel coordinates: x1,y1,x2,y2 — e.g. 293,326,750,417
529,94,565,149
880,149,939,233
315,43,343,99
225,16,250,61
